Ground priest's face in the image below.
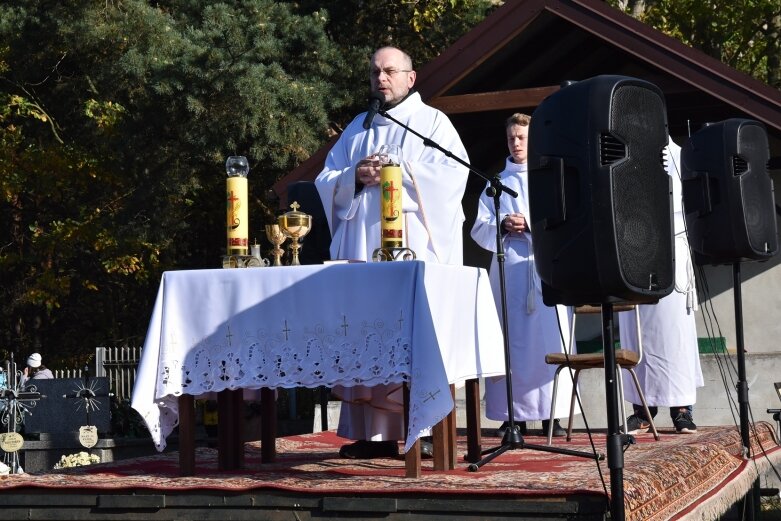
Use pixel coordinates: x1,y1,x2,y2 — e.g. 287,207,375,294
507,123,529,164
370,47,416,107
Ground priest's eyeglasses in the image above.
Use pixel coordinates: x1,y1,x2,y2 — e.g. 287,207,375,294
370,68,412,78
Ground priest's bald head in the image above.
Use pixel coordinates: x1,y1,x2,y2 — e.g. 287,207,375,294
369,47,417,108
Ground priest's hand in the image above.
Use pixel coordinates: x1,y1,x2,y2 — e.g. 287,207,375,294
355,155,381,187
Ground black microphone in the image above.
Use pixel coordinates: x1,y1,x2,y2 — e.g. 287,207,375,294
362,91,385,130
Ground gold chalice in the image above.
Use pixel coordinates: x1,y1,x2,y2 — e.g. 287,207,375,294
265,224,287,266
278,201,312,266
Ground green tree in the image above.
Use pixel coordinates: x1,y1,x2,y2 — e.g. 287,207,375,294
0,0,494,369
611,0,781,88
0,0,350,366
292,0,499,130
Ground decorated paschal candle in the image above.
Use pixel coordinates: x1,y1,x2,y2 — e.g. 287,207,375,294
225,156,249,256
379,144,403,249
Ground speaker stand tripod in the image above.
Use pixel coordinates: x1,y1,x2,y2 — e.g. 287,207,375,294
597,302,634,521
732,262,760,520
466,185,603,472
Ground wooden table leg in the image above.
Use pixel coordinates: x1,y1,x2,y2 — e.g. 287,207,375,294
178,394,195,476
260,387,277,463
405,438,422,478
432,417,449,471
217,389,244,470
448,384,457,469
403,383,421,478
432,384,457,471
465,378,482,463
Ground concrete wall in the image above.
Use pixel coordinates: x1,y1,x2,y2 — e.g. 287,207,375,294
694,261,781,354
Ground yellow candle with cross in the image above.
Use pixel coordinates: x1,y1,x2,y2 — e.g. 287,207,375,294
380,164,403,249
226,156,249,256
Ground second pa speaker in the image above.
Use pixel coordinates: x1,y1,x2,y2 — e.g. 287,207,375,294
528,75,674,306
681,118,778,265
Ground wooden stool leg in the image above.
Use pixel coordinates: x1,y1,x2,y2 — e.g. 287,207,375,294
627,368,660,440
547,366,566,445
178,394,195,476
567,370,582,441
465,378,482,463
617,365,628,432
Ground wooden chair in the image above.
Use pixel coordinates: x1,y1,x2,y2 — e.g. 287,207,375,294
544,304,659,444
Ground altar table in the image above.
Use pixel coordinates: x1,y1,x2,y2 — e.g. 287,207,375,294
131,261,504,475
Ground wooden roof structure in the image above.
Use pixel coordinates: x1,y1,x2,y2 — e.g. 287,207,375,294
274,0,781,204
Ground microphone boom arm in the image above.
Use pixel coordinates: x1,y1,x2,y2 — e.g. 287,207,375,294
378,108,518,199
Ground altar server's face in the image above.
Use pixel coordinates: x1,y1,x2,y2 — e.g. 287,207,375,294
507,123,529,164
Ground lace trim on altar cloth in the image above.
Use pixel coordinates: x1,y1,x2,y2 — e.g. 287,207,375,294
159,317,412,396
148,310,454,454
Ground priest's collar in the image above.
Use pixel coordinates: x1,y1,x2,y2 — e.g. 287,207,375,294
383,89,417,110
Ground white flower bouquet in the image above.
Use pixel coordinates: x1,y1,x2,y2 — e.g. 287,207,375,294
53,451,100,469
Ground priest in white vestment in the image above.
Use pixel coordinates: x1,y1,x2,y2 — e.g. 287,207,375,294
618,138,703,434
315,46,469,459
470,113,575,438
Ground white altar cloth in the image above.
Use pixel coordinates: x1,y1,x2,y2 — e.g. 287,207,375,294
131,261,505,453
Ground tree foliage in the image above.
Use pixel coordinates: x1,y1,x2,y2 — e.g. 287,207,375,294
611,0,781,88
293,0,498,130
0,0,351,366
0,0,494,368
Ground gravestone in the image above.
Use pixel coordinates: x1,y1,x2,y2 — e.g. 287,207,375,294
20,377,113,472
24,377,111,440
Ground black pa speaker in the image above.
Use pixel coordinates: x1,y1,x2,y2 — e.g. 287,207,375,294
528,75,674,306
681,118,778,265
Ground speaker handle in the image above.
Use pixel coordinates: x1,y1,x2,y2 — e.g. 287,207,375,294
539,156,567,229
682,171,713,217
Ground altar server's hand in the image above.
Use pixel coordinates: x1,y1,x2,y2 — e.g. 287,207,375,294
502,213,528,233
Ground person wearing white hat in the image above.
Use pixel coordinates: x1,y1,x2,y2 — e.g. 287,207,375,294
21,352,54,385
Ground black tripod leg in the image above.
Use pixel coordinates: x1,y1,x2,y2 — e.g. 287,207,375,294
733,262,757,521
468,443,512,471
468,180,602,473
602,303,626,521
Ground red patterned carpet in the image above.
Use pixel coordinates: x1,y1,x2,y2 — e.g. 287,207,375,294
2,422,779,521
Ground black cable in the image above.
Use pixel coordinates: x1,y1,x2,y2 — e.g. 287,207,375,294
554,311,610,503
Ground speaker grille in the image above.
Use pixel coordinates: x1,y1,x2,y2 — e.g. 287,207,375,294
738,124,777,255
610,85,672,292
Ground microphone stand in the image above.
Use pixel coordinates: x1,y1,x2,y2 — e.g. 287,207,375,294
378,108,601,467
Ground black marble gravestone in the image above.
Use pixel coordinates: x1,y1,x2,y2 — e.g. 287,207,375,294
24,377,111,438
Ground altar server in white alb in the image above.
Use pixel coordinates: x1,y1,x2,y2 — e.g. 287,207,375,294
315,46,469,459
470,113,574,438
619,138,703,434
